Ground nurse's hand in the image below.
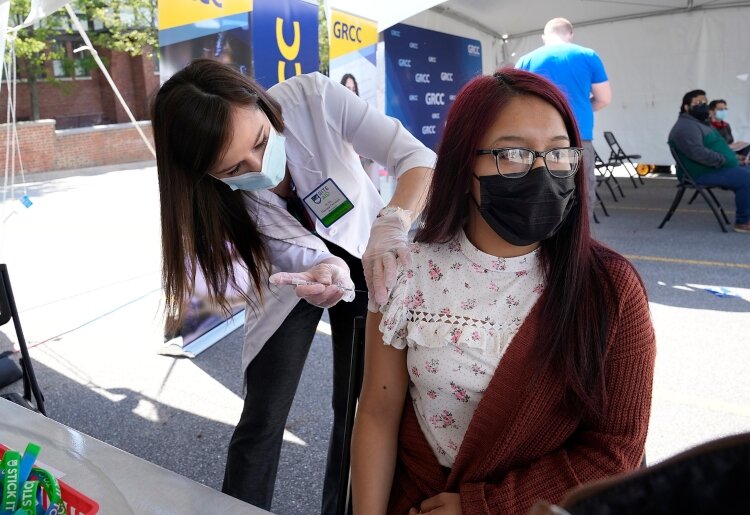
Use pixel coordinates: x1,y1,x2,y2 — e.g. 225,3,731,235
363,207,412,312
269,262,355,308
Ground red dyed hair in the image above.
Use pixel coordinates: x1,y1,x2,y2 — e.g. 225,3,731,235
417,69,625,417
417,69,587,242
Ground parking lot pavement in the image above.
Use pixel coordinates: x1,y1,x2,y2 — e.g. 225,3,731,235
0,166,748,514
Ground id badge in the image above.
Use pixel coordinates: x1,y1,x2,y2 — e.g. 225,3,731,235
303,179,354,227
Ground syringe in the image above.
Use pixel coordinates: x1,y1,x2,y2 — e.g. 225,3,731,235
287,278,364,293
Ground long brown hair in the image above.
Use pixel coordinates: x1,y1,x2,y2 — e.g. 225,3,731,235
417,70,623,418
151,59,284,329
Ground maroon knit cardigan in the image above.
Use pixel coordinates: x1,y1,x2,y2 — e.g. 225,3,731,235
387,256,656,515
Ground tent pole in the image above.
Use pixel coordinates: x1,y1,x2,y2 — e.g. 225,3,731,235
64,4,156,158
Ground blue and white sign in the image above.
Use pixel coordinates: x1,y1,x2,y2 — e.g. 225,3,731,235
252,0,319,89
384,23,482,150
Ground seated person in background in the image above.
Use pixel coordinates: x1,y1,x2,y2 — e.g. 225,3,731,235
709,99,733,144
709,99,750,155
670,89,750,233
351,69,657,515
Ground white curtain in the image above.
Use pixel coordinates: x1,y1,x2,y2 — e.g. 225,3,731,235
506,7,750,164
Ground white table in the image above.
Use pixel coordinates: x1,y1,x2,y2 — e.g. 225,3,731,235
0,398,270,514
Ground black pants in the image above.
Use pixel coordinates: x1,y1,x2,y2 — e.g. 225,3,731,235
222,243,367,514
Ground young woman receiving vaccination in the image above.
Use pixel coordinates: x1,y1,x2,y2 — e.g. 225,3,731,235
151,59,435,513
352,70,656,515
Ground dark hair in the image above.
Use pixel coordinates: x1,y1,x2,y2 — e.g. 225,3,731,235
680,89,705,113
340,73,359,96
151,58,284,329
416,68,621,418
709,99,726,111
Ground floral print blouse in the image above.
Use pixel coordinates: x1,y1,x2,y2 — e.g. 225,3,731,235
379,230,545,467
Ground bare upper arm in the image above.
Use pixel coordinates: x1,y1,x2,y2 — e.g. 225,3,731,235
358,311,409,419
591,81,612,110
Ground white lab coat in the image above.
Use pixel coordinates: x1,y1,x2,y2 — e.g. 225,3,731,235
239,72,436,371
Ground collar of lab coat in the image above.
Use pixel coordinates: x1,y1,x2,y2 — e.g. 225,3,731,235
241,189,328,253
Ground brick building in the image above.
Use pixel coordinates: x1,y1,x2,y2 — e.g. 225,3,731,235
0,42,159,173
2,46,160,129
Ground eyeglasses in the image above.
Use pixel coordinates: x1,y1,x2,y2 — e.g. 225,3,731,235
475,147,583,179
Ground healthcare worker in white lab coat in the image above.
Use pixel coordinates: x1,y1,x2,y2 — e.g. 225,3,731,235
151,59,435,513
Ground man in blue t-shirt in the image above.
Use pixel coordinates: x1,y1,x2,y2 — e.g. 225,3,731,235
516,17,611,216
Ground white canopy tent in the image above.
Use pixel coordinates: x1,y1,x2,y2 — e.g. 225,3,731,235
330,0,750,163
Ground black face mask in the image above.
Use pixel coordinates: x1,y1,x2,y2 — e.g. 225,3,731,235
690,103,710,121
473,167,577,246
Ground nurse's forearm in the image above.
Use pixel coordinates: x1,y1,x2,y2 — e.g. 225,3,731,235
387,166,433,222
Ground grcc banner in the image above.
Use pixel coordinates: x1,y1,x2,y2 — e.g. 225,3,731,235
252,0,318,89
385,23,482,150
329,9,378,60
158,0,318,89
158,0,254,30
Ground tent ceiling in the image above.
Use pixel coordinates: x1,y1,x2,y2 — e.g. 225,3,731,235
327,0,444,30
433,0,750,39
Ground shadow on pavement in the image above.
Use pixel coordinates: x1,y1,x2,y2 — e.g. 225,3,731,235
1,359,235,491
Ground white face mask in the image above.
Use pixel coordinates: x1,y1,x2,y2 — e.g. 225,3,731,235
218,124,287,192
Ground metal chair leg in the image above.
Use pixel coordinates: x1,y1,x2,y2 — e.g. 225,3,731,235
598,172,618,202
610,156,639,189
705,188,731,224
658,185,686,228
697,188,729,232
596,191,609,217
623,160,640,188
606,177,618,202
687,190,699,205
626,158,646,185
601,164,625,198
0,265,46,415
336,316,366,515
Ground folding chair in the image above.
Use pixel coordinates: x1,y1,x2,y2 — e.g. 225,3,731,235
594,149,623,201
0,264,46,414
686,181,731,207
603,131,645,188
527,431,750,515
592,191,609,225
658,145,730,233
335,315,366,515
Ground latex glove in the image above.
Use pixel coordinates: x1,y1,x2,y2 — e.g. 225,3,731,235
362,208,412,312
269,263,355,308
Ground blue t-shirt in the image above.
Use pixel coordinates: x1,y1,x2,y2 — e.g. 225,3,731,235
516,43,608,140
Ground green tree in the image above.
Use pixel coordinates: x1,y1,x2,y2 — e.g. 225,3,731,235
9,0,67,120
8,0,157,121
84,0,157,56
318,1,329,76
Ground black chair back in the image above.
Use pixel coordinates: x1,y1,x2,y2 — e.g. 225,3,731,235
0,264,46,414
563,432,750,514
603,131,644,186
668,144,698,185
593,148,623,200
336,315,366,515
